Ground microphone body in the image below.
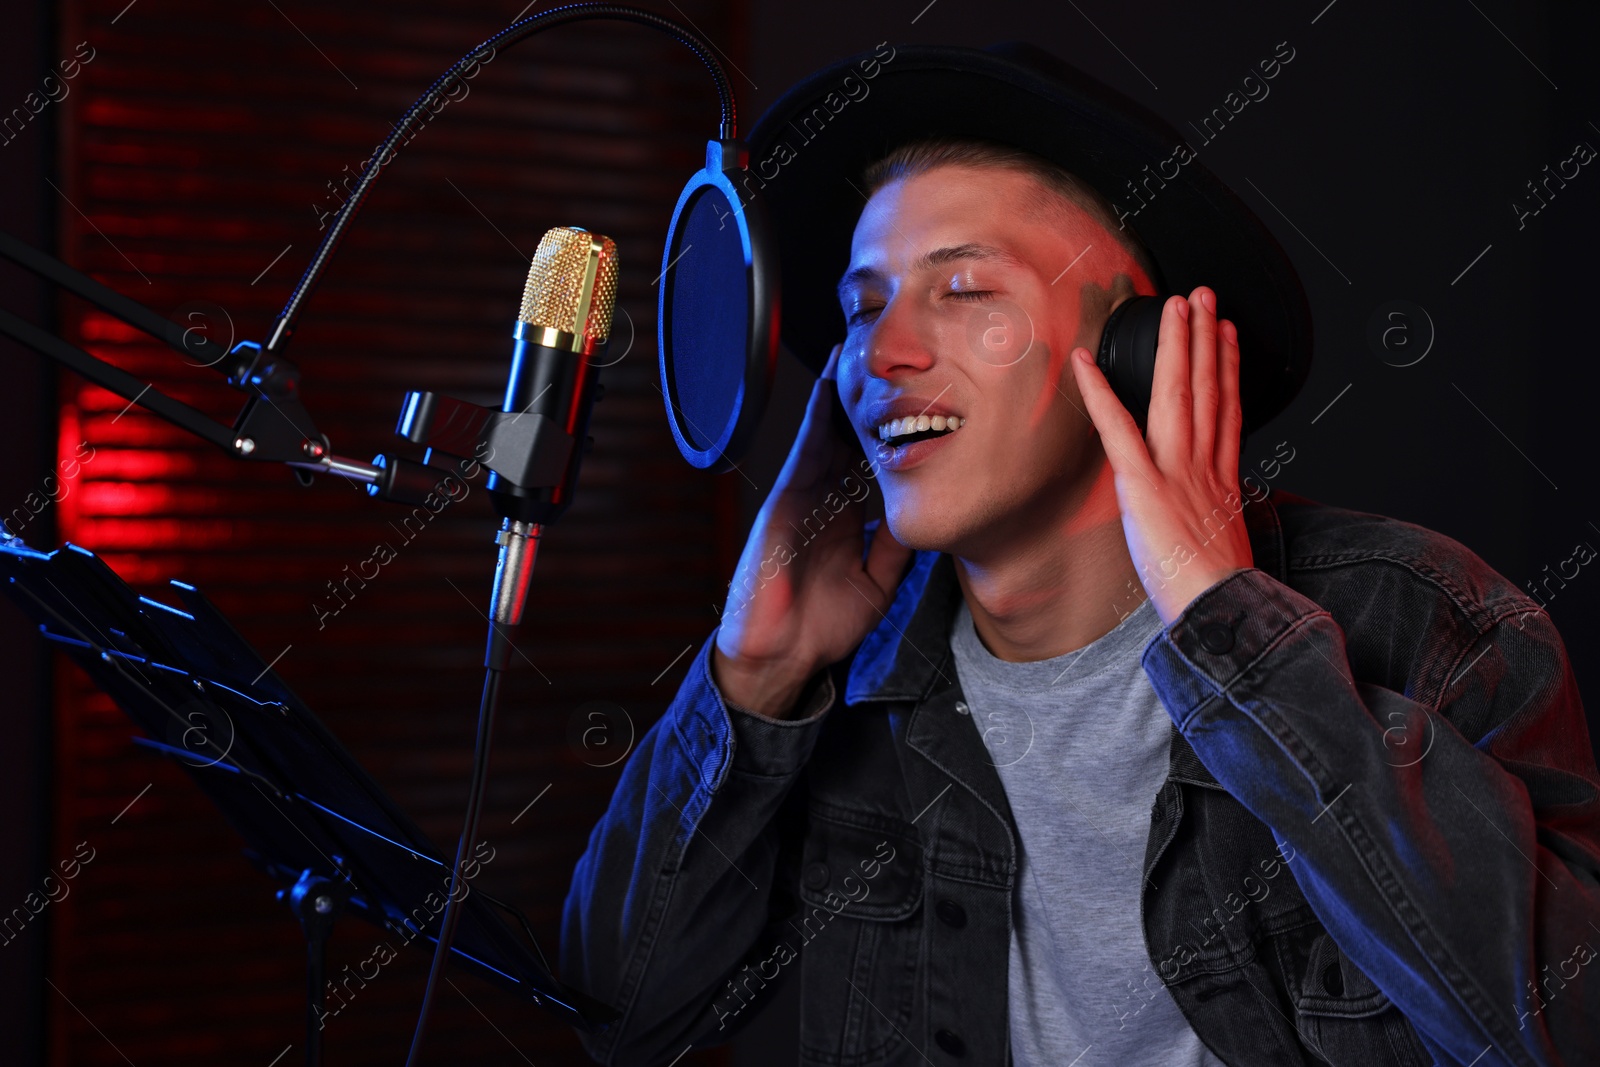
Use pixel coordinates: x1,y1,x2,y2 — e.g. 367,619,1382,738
486,226,618,669
488,227,618,526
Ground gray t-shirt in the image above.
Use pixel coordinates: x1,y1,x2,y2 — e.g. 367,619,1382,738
949,594,1226,1067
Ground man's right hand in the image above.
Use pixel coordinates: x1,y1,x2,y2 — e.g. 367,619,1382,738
712,344,915,720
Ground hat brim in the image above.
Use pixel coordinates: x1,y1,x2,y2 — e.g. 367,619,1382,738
744,42,1313,437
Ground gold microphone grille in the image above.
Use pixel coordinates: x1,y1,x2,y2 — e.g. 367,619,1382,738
518,226,620,348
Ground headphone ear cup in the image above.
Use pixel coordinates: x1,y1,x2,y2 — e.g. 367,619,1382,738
1095,295,1165,432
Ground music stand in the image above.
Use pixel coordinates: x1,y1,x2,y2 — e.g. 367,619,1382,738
0,533,617,1063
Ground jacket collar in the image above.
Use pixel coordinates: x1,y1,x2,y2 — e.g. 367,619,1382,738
844,488,1290,787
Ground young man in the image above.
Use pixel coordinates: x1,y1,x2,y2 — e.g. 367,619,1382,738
563,44,1600,1067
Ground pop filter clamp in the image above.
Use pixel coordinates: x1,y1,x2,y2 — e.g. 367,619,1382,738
0,229,333,472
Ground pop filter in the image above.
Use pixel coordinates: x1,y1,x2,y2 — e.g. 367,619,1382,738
657,140,781,472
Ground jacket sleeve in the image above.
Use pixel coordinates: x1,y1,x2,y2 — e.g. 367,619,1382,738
1140,567,1600,1067
560,629,836,1065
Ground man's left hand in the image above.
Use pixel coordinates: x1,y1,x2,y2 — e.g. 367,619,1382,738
1069,285,1255,626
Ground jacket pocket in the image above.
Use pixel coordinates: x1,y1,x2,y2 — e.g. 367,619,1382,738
1289,929,1432,1066
795,804,924,1066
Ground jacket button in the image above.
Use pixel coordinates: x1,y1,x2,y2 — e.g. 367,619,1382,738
953,700,970,716
803,861,830,890
1199,622,1234,654
936,899,967,928
1322,961,1344,996
934,1029,966,1056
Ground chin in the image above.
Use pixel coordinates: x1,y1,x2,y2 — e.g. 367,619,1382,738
882,468,1053,558
882,490,978,554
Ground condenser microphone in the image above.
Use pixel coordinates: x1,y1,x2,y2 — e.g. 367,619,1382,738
487,225,618,670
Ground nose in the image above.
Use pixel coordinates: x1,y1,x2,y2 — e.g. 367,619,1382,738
860,293,936,383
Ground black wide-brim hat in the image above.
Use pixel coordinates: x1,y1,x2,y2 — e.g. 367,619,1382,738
744,41,1313,437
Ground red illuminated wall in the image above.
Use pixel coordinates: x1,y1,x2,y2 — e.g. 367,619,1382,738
47,1,742,1063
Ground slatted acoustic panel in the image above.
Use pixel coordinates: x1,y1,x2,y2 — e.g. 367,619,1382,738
49,1,745,1063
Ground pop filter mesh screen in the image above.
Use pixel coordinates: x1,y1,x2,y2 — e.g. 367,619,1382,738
667,185,748,453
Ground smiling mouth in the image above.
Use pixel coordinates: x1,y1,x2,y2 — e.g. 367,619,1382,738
875,414,967,448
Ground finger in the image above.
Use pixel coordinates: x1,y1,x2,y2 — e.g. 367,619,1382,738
1071,346,1153,482
1146,294,1191,463
1215,318,1243,485
824,342,863,450
862,517,914,602
1189,286,1219,462
777,344,845,491
821,341,842,382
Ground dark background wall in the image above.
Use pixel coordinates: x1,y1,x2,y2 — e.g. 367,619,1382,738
0,1,1596,1065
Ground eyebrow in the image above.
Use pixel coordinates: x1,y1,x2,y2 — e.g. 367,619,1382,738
836,243,1024,298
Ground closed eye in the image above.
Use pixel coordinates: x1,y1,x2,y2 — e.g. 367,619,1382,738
846,290,993,326
846,305,882,326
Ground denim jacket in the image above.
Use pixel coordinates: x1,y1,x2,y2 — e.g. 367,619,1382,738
561,487,1600,1066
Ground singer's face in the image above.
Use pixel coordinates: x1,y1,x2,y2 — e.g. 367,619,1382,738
836,165,1140,555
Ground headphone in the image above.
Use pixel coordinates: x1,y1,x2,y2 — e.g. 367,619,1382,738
1095,294,1166,435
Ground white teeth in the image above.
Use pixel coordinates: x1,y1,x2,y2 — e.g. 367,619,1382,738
875,415,966,441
